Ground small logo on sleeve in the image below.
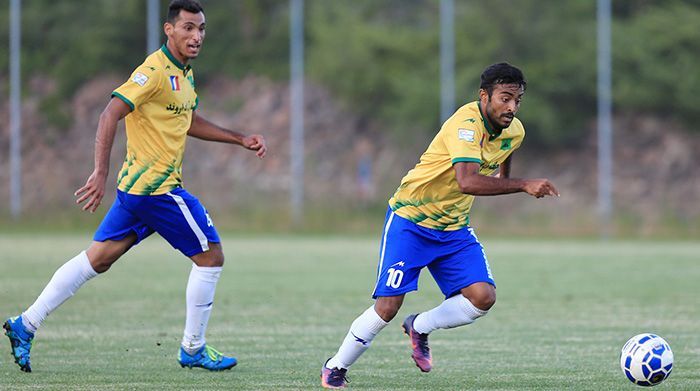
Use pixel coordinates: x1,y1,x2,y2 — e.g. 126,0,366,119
132,72,149,87
458,128,475,142
169,75,181,91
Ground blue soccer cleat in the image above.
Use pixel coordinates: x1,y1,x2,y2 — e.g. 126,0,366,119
178,345,237,371
4,315,35,372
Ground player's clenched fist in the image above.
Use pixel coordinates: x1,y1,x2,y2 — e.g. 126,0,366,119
242,134,267,158
523,178,560,198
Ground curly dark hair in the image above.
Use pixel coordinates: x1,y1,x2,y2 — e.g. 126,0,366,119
479,63,526,96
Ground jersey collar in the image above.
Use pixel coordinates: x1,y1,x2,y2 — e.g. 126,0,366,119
477,101,503,141
161,44,192,75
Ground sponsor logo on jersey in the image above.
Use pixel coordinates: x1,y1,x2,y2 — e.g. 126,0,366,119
132,72,149,87
169,75,181,91
166,100,196,115
481,161,500,170
458,128,476,142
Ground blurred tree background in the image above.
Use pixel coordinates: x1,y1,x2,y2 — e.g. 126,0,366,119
0,0,698,236
1,0,699,144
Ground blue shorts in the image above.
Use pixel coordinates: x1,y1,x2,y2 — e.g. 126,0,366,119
94,188,220,257
372,207,495,299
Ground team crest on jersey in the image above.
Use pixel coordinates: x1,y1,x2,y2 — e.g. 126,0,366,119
132,72,149,87
169,75,181,91
500,138,513,150
458,128,475,142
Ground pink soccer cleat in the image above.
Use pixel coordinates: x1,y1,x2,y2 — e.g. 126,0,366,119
402,313,432,372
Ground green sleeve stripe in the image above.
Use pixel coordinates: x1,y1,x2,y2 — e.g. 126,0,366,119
112,92,134,111
193,96,199,110
452,157,481,165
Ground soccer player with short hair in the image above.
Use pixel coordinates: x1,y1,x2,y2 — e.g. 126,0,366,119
321,63,559,388
4,0,266,372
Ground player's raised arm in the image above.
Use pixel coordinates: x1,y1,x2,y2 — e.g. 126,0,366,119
75,97,131,213
454,161,559,198
187,111,267,158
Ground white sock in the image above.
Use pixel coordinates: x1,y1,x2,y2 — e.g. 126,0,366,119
412,294,488,334
21,251,98,333
181,264,222,354
326,306,389,369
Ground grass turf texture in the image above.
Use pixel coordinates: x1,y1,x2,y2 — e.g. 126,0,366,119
1,234,699,390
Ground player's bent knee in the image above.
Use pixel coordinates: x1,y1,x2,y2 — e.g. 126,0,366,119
210,248,225,267
193,254,224,267
374,296,404,322
462,283,496,311
191,244,225,267
374,304,399,322
207,251,225,267
86,240,132,274
467,290,496,311
86,252,117,273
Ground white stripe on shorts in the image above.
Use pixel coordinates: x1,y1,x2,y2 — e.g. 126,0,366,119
372,211,395,295
468,227,493,280
167,192,209,253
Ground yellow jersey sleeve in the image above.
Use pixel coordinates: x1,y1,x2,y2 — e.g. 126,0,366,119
112,65,162,111
440,115,484,165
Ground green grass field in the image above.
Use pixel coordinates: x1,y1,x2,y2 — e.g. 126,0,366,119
1,234,699,390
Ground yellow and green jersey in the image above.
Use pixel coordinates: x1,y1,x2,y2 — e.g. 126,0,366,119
111,44,199,195
389,101,525,230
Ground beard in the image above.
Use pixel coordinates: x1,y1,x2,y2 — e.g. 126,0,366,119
485,105,511,130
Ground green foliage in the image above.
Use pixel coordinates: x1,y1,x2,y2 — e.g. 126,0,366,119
614,2,700,124
20,0,145,96
307,1,441,137
0,0,698,144
306,0,700,144
304,0,600,145
197,0,290,83
452,1,598,145
0,7,8,74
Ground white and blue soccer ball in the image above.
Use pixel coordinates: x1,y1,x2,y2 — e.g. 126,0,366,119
620,333,673,387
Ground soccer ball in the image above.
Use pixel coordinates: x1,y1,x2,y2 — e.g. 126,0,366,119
620,333,673,386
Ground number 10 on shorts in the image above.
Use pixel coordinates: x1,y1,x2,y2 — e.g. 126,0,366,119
385,268,404,288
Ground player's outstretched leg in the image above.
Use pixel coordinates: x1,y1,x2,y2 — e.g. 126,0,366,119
178,345,237,371
321,306,389,388
402,313,432,373
3,315,35,372
3,251,102,372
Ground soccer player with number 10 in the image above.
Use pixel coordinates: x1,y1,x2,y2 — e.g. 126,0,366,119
321,63,559,388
